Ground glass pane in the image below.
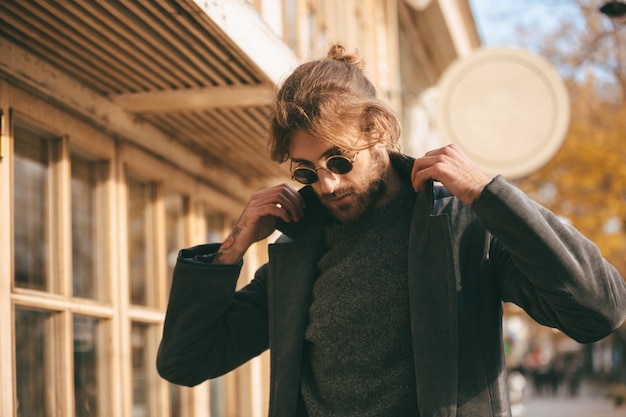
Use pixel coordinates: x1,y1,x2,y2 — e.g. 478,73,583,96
170,384,181,417
165,191,185,294
74,316,106,417
210,378,226,417
127,175,153,306
164,192,189,417
71,153,102,300
206,210,224,243
131,323,155,417
13,131,50,291
15,308,52,417
284,0,297,50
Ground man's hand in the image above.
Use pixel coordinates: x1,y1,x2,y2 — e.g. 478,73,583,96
411,144,493,206
212,183,306,264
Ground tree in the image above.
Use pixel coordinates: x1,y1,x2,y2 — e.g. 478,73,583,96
513,0,626,102
483,0,626,276
513,76,626,276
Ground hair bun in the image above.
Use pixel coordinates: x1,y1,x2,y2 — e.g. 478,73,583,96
327,44,365,70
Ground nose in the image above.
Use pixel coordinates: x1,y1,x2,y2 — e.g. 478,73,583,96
316,168,340,194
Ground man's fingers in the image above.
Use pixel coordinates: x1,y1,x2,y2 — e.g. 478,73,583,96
411,155,440,192
411,144,492,205
252,184,305,222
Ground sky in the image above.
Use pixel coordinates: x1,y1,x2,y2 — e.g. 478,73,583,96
468,0,585,49
467,0,622,93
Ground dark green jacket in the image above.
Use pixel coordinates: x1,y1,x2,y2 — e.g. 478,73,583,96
157,154,626,417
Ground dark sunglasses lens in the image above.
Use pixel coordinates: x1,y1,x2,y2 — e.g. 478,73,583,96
293,168,318,184
326,156,353,174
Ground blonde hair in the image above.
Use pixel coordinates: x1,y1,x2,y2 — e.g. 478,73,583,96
268,44,401,163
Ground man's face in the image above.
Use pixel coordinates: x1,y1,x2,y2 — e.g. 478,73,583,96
289,131,390,224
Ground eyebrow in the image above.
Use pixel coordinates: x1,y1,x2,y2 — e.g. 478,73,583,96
291,146,342,164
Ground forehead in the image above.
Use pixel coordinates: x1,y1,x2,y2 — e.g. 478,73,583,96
288,131,337,162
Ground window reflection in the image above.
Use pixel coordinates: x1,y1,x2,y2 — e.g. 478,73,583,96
127,175,154,306
164,191,185,297
15,308,52,417
74,315,105,417
132,322,155,417
164,191,188,417
72,153,105,300
205,210,224,243
205,208,226,416
14,131,50,291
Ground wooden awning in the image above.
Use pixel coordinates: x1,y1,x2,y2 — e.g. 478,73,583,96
0,0,479,199
0,0,299,197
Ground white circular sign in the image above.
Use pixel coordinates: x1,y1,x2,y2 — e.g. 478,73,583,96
436,47,570,179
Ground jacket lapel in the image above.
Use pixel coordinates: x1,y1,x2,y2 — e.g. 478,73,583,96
267,201,328,416
409,180,459,417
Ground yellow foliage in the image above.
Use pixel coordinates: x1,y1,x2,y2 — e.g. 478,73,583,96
513,79,626,277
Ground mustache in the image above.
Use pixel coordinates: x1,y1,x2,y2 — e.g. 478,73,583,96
320,188,354,201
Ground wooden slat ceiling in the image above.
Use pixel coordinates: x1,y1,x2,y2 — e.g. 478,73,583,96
0,0,291,185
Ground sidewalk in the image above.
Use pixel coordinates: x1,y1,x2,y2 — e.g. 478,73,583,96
512,379,626,417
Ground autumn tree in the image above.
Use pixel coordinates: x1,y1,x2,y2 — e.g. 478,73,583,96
507,0,626,276
513,78,626,275
513,0,625,101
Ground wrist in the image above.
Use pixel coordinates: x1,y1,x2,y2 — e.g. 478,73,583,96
212,228,249,264
467,176,494,206
212,246,246,265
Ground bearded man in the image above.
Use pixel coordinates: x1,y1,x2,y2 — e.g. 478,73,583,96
157,44,626,417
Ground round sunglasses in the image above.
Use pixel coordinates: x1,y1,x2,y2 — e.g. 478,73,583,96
290,152,358,185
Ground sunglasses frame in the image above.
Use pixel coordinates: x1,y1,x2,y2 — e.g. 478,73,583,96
290,152,358,185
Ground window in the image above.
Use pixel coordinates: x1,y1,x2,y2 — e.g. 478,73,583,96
71,152,109,301
204,205,227,417
132,322,159,417
13,129,50,292
74,315,109,417
15,308,53,417
164,190,187,296
12,123,113,417
283,0,298,51
127,173,157,307
6,112,263,417
164,190,190,417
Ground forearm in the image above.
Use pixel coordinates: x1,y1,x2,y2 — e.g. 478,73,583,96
212,226,249,265
211,182,305,265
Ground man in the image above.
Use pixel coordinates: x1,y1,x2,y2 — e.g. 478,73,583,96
157,45,626,417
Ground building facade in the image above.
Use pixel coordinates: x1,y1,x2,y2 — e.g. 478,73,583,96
0,1,479,416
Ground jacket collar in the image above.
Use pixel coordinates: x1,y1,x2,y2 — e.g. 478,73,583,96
276,152,434,239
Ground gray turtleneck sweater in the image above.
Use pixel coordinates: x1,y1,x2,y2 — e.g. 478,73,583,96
300,181,420,416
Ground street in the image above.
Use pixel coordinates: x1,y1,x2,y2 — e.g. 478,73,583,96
512,379,626,417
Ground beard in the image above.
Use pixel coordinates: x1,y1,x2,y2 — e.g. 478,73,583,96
319,148,388,224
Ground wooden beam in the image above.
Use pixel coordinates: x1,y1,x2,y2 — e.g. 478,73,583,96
397,0,439,84
0,37,257,203
111,85,274,113
437,0,480,58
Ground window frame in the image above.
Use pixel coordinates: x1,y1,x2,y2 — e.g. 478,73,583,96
1,82,265,417
9,112,118,417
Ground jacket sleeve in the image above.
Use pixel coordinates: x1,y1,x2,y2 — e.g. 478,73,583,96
156,243,270,386
471,176,626,343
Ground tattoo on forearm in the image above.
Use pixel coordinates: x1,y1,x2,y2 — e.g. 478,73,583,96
214,227,242,263
221,227,241,250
